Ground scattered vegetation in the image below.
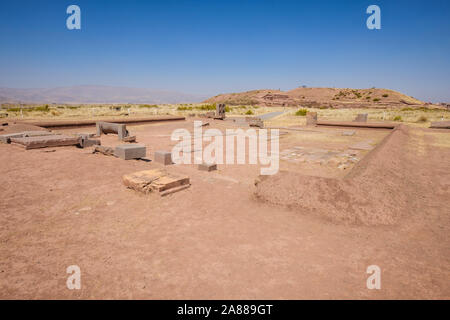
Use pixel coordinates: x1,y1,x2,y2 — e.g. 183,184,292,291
373,98,380,102
245,110,254,115
352,90,362,98
7,107,22,112
382,94,389,98
33,105,50,112
393,116,402,121
177,106,193,111
195,103,216,111
295,109,308,116
139,104,158,108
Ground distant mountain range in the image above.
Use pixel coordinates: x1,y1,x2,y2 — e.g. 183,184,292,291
0,85,208,104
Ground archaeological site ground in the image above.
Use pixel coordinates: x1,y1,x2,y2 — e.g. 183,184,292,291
1,96,449,299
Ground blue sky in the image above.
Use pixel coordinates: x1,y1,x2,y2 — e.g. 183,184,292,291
0,0,449,101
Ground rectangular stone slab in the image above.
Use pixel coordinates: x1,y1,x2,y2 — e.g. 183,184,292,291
154,151,172,165
353,114,368,122
0,133,24,144
306,112,318,125
93,145,114,156
79,138,100,148
114,144,146,160
10,135,81,149
123,169,190,194
96,122,128,140
22,131,54,137
198,163,217,172
430,121,450,129
0,131,54,143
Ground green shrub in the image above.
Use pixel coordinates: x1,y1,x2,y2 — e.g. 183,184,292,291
245,110,254,115
7,107,21,112
33,105,50,112
373,98,380,102
195,103,216,111
352,90,362,98
177,106,193,111
382,94,389,98
401,107,414,111
295,109,308,116
393,116,402,121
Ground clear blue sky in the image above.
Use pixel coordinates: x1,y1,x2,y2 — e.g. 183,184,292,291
1,0,449,101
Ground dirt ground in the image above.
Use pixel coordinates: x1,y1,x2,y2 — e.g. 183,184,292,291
0,118,449,299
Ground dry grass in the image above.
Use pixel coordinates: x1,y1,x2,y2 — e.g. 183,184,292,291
2,104,448,128
265,107,449,128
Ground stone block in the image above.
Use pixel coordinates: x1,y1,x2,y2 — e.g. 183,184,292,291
354,114,368,122
215,103,226,120
122,135,136,143
154,151,172,165
114,144,146,160
93,145,115,156
249,119,264,128
198,163,217,172
430,121,450,129
0,133,24,143
22,131,54,137
80,138,101,148
76,133,95,139
10,135,81,149
306,112,318,126
0,131,54,143
96,122,129,140
123,169,190,195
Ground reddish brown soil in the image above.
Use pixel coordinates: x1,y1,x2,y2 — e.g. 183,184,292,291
0,120,449,299
204,87,430,108
256,125,417,225
1,122,49,134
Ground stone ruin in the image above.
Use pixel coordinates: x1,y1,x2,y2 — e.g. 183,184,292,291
96,121,129,140
306,112,318,126
214,104,226,120
354,114,368,122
